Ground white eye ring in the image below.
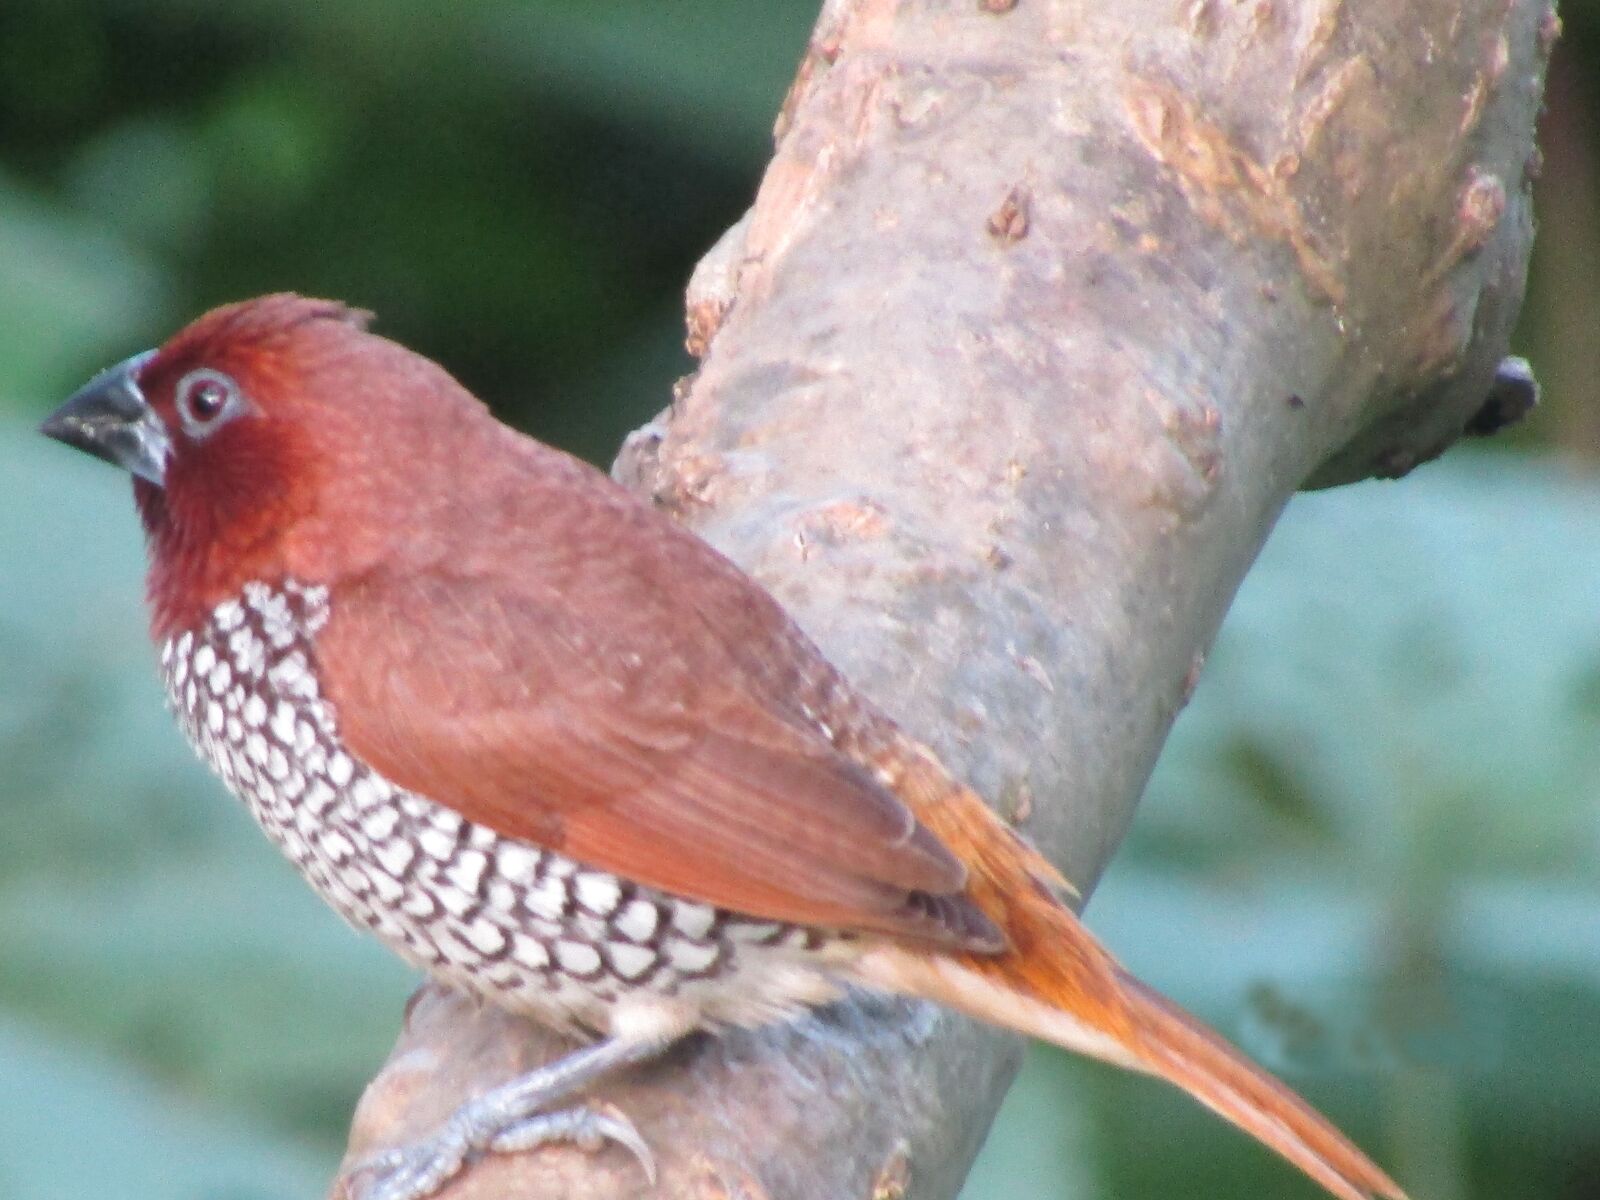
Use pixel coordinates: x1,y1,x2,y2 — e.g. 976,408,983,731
175,368,245,438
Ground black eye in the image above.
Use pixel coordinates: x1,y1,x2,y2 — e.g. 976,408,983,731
189,379,227,420
175,369,244,437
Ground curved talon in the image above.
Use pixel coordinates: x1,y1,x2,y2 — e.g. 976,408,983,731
487,1102,657,1184
593,1103,657,1184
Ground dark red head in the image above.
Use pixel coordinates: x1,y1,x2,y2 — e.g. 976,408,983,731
41,294,494,639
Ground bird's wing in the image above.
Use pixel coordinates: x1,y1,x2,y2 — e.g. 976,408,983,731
313,489,1000,951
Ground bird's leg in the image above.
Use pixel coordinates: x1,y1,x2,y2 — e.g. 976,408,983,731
342,1033,678,1200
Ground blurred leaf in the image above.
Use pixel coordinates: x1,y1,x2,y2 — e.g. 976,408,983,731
77,0,811,163
962,1045,1101,1200
65,116,212,251
1134,454,1600,882
0,1018,324,1200
470,0,814,163
0,174,174,406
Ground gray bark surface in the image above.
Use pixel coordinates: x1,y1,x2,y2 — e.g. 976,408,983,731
335,1,1552,1197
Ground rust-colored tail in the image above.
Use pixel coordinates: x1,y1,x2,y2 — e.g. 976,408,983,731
854,741,1405,1200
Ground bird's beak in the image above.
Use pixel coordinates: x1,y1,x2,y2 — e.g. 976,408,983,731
40,350,169,486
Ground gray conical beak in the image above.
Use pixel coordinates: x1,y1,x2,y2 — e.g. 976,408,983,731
40,350,169,486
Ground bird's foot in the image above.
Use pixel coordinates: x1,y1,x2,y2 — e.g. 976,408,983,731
339,1035,670,1200
344,1102,652,1200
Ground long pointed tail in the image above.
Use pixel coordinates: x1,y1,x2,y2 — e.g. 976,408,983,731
855,741,1405,1200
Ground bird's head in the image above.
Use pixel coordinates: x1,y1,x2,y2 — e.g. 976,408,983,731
41,294,491,638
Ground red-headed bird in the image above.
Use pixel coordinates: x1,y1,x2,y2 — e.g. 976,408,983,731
41,296,1404,1200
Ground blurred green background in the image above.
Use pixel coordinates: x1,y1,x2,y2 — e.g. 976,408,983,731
0,3,1595,1198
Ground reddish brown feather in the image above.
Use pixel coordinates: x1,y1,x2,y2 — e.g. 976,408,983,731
858,741,1407,1200
152,294,372,384
134,296,373,639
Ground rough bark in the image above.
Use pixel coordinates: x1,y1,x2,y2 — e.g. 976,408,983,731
336,1,1551,1197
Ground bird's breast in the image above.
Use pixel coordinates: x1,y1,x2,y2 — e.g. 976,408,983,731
155,577,853,1033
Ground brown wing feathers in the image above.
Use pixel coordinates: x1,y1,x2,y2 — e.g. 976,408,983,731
315,533,1001,950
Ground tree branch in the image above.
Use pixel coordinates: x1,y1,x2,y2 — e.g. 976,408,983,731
335,1,1551,1197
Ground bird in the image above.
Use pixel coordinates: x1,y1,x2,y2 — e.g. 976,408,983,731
40,294,1404,1200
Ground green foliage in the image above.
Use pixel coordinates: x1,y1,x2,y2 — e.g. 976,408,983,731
0,0,817,464
0,1018,324,1200
0,174,173,403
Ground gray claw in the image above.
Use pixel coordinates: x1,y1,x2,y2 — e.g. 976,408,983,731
486,1102,657,1184
593,1104,658,1184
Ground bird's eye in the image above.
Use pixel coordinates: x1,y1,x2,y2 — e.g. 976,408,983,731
175,369,244,438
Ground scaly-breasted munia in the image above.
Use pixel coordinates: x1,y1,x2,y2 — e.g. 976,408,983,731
41,296,1403,1200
